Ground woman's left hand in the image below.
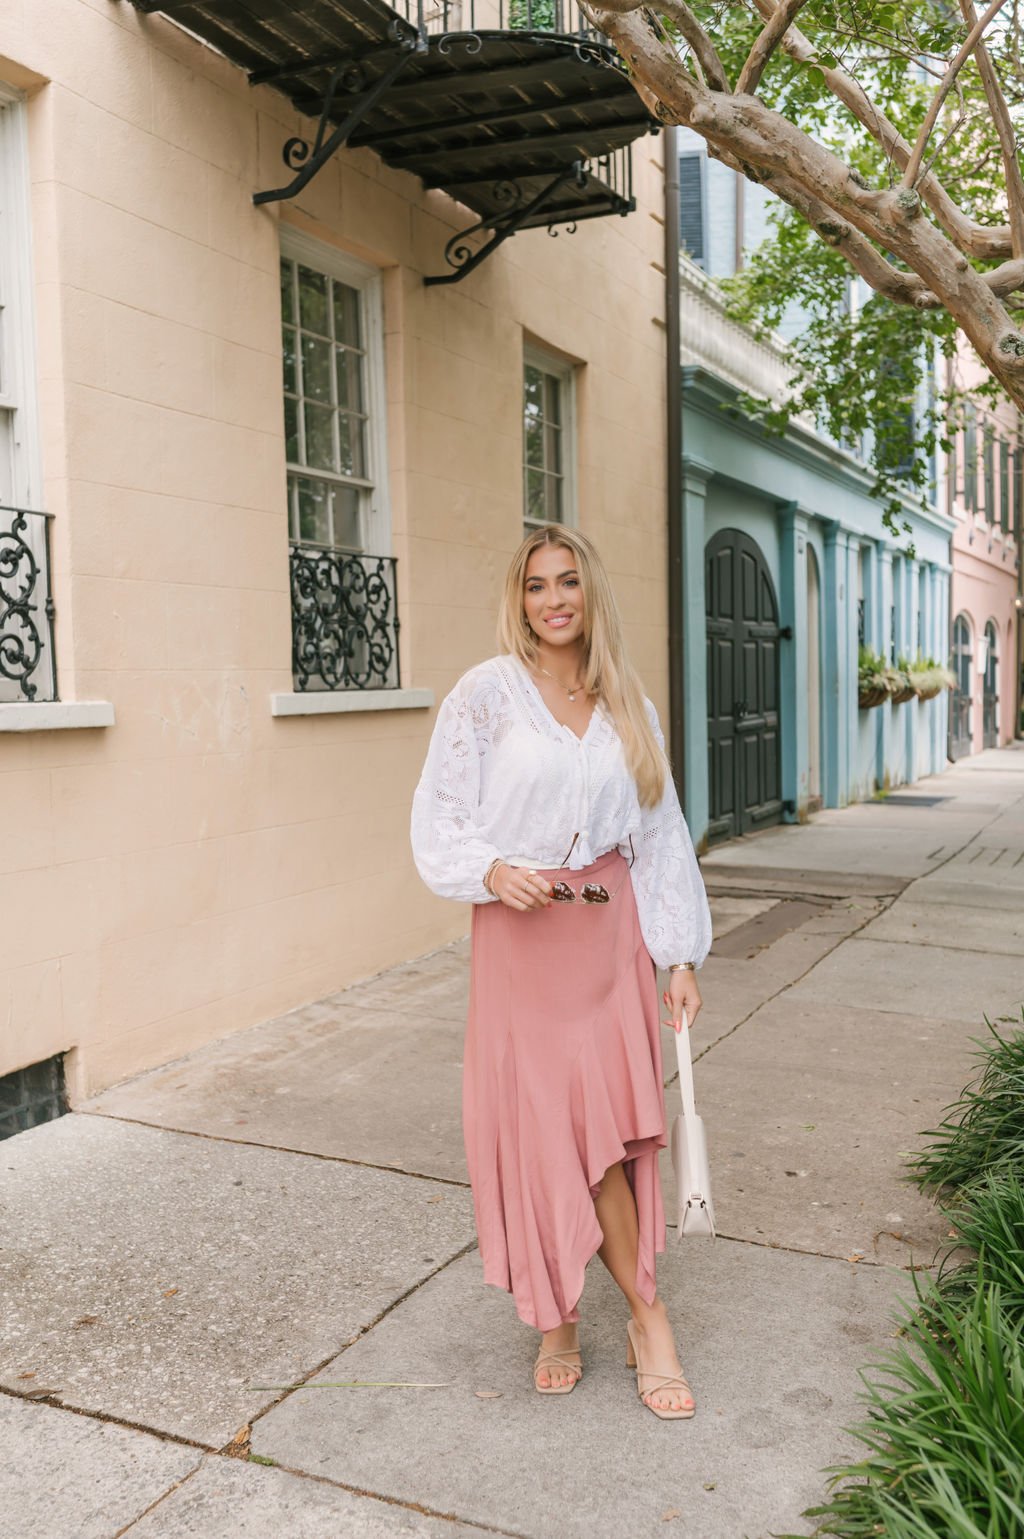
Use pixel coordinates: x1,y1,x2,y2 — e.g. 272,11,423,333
662,968,702,1032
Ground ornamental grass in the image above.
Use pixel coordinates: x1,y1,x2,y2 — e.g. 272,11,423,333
932,1173,1024,1330
908,1014,1024,1195
792,1286,1024,1539
780,1016,1024,1539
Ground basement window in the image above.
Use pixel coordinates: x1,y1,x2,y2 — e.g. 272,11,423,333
0,1054,67,1141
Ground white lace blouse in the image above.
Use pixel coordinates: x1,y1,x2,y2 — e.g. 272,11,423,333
410,655,712,970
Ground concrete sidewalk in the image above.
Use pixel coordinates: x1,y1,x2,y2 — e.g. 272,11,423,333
2,746,1023,1539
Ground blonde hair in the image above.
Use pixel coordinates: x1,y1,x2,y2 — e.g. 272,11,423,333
497,525,667,807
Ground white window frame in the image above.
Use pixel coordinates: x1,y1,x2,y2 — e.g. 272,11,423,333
0,81,42,510
279,226,391,557
522,343,577,534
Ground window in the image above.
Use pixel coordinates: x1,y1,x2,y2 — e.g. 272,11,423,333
0,85,40,508
279,231,397,692
0,83,53,705
1000,438,1010,533
963,407,978,514
983,424,995,521
280,232,388,556
523,349,575,533
678,153,706,268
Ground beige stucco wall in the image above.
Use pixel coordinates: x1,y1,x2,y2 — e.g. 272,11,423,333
0,0,668,1096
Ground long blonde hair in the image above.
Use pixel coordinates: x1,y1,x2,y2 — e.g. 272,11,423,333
497,525,667,807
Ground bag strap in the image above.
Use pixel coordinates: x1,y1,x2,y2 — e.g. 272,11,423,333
673,1008,699,1123
668,1009,708,1200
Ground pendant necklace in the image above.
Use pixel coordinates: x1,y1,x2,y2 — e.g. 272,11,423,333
537,664,584,702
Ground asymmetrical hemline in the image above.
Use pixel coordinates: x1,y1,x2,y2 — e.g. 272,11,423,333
463,848,668,1333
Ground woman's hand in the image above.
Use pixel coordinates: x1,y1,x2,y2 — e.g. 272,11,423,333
662,968,702,1033
491,863,553,911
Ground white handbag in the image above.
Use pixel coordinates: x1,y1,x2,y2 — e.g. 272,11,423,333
669,1008,716,1240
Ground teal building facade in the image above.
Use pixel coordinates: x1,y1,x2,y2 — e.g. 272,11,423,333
673,241,954,847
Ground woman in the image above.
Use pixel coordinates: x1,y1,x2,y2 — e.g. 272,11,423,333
411,525,712,1420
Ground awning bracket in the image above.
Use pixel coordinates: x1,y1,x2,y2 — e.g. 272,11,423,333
253,22,425,207
424,160,587,286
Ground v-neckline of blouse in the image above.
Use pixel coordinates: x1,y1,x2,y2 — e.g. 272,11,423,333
507,655,602,746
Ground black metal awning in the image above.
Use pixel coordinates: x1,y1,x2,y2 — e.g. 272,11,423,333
127,0,658,281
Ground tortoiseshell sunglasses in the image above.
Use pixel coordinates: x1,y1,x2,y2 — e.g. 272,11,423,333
548,833,636,905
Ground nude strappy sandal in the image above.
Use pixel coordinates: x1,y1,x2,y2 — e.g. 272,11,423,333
533,1346,583,1395
626,1320,695,1420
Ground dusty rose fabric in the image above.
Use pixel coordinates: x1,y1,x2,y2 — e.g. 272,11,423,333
463,848,667,1332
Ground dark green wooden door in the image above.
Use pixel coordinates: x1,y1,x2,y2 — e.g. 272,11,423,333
706,528,782,843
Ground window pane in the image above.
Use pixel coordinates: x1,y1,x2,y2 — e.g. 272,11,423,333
333,282,362,348
301,333,333,404
545,470,563,522
280,260,294,326
526,468,546,523
330,484,362,551
298,265,329,335
304,402,335,470
337,412,365,478
284,395,299,464
335,348,363,412
296,476,331,545
543,373,562,426
282,325,297,396
525,417,544,468
544,419,562,474
524,365,543,416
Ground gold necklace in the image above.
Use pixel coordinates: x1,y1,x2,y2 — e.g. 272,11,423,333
536,664,585,702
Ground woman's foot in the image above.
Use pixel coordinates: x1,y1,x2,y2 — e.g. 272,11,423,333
628,1298,694,1415
534,1321,582,1392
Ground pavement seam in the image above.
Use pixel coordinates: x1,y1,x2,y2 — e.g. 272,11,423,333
218,1457,532,1538
74,1109,475,1187
111,1455,210,1538
0,1382,217,1453
241,1237,481,1434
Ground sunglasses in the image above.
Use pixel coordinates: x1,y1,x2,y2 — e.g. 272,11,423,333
548,833,636,905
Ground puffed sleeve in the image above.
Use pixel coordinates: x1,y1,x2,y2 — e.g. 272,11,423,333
410,672,505,904
629,700,713,970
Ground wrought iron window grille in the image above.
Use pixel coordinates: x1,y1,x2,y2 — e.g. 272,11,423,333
129,0,656,283
290,543,401,692
0,504,57,704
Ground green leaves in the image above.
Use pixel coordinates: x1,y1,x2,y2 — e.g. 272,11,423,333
783,1015,1024,1539
909,1014,1024,1195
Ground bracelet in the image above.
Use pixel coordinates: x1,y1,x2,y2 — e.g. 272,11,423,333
483,858,505,896
669,961,696,972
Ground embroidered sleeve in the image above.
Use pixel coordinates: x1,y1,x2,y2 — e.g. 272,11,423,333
630,700,713,970
410,673,506,904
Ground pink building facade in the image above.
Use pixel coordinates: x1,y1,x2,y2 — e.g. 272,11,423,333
947,368,1022,758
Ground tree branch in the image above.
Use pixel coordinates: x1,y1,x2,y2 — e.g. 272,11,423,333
750,0,1013,259
957,0,1024,256
656,0,732,92
736,0,812,97
902,0,1013,189
592,4,1024,401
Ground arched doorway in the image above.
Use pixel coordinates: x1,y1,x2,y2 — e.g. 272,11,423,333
983,619,999,748
807,545,822,806
950,612,972,760
705,528,782,842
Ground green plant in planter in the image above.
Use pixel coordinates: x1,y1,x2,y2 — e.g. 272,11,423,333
858,646,892,709
889,656,917,704
907,655,957,701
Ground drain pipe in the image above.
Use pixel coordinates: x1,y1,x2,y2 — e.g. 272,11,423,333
665,124,686,802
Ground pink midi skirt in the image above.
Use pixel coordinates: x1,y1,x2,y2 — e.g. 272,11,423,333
463,848,668,1332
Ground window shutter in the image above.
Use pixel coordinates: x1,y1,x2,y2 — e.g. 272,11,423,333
678,153,705,267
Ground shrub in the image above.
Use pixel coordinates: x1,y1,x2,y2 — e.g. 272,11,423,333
908,1015,1024,1195
791,1286,1024,1539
